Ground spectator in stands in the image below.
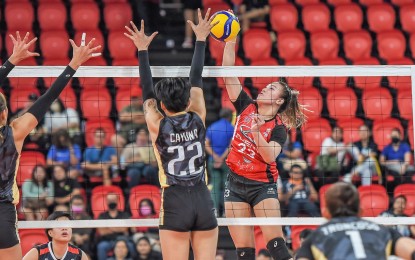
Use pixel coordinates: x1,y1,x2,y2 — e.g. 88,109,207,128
205,108,234,217
70,195,93,256
238,0,270,32
121,129,158,187
107,239,133,260
52,165,81,206
97,193,133,260
277,130,307,178
380,128,414,184
112,95,146,151
47,129,82,179
256,249,271,260
132,199,159,251
278,165,320,217
134,0,160,34
134,236,162,260
344,125,380,186
44,98,80,137
21,165,54,220
379,195,415,237
54,203,70,213
83,128,117,186
181,0,203,48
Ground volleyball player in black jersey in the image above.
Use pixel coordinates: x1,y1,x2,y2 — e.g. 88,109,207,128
23,212,88,260
297,182,415,260
124,9,219,260
0,32,100,259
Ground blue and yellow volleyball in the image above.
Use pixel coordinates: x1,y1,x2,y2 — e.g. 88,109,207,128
210,11,240,42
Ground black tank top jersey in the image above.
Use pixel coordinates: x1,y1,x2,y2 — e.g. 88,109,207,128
154,112,207,187
36,242,83,260
0,126,20,204
296,216,402,260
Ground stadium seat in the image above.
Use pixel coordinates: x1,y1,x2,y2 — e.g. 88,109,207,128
411,34,415,59
268,0,287,4
250,59,279,90
206,3,231,14
74,30,105,50
377,30,406,61
319,184,333,215
40,31,69,60
367,4,396,33
104,3,132,31
372,118,403,150
285,58,314,90
392,0,415,6
80,89,112,119
394,184,415,216
113,76,141,90
19,229,48,256
319,58,348,90
18,151,46,186
302,4,331,33
387,59,413,90
5,2,34,31
291,226,318,250
270,4,298,32
337,118,365,144
297,88,323,119
397,89,413,120
334,4,363,33
208,37,240,64
277,30,306,61
353,58,382,91
8,77,38,91
296,0,320,6
91,185,125,219
343,31,373,62
5,31,36,56
358,185,389,217
302,118,332,153
359,0,384,6
108,31,137,60
311,30,339,61
42,58,71,66
115,87,142,112
326,88,358,120
327,0,352,6
221,89,236,111
71,2,100,30
408,120,414,150
57,87,77,110
85,119,115,147
78,76,107,89
129,185,161,218
243,29,272,61
82,56,107,66
400,4,415,33
362,88,393,120
38,2,66,30
9,89,40,113
112,58,139,66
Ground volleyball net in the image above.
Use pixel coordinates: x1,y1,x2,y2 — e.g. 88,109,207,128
5,65,415,230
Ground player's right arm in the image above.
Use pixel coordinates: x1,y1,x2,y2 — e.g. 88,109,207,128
22,248,38,260
222,40,242,102
390,228,415,260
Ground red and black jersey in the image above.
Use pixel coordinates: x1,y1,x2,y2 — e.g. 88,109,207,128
36,242,83,260
226,90,287,183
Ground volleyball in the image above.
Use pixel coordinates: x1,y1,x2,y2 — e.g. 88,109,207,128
210,11,240,42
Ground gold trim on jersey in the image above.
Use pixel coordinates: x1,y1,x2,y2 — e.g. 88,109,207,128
311,245,328,260
160,188,165,226
12,156,20,205
385,240,392,257
152,144,169,188
170,111,187,117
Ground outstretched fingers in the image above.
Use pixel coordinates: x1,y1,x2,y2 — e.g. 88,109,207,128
9,34,17,45
22,32,29,44
204,8,211,21
148,31,158,42
26,37,38,48
125,25,135,36
86,38,96,48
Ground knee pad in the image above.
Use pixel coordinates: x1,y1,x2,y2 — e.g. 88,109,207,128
236,247,256,260
267,237,292,260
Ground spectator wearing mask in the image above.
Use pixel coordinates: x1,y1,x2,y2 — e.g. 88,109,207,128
44,98,80,136
134,237,162,260
379,195,415,237
70,195,93,256
52,165,81,206
133,199,159,251
107,239,133,260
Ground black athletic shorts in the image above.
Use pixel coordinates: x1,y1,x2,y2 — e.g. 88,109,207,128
224,171,278,207
159,182,217,232
0,203,19,249
182,0,203,10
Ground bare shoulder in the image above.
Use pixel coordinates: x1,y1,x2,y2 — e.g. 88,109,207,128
143,98,163,139
22,248,38,260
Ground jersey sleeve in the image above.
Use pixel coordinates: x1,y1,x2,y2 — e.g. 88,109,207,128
270,125,287,146
296,236,314,259
389,228,403,255
231,89,253,115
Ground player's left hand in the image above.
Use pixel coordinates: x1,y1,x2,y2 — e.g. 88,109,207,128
8,31,40,65
124,20,158,51
188,8,219,42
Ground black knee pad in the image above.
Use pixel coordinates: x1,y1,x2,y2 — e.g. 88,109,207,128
266,237,292,260
236,247,256,260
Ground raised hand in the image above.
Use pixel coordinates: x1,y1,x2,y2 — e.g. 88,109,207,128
8,31,40,65
124,20,158,51
187,8,219,42
68,32,101,70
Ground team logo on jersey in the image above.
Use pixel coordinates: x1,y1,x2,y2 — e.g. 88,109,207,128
240,125,255,144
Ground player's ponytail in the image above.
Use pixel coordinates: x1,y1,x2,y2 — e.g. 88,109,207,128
0,93,6,144
277,81,307,129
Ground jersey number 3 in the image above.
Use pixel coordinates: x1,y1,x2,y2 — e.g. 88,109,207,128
167,142,203,176
345,230,367,259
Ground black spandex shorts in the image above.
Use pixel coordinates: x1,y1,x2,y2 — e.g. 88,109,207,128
159,182,217,232
182,0,203,10
224,171,278,206
0,203,19,249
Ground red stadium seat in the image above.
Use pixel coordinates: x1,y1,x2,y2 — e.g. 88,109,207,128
82,56,107,66
18,151,46,186
327,0,352,6
38,2,66,30
362,88,393,120
334,4,363,33
319,184,332,215
113,76,141,90
108,31,137,60
326,88,358,120
411,34,415,58
397,89,413,120
243,29,272,61
74,30,105,50
269,0,287,4
291,226,318,250
57,87,77,110
91,185,125,219
337,118,365,144
319,58,348,90
343,30,372,62
129,185,161,218
387,59,413,90
285,58,314,90
208,37,240,64
5,31,36,56
392,0,415,6
115,87,142,112
359,0,384,6
377,30,406,61
297,88,323,119
5,2,34,30
85,119,115,147
408,120,414,150
302,4,331,33
367,4,396,33
250,59,279,90
311,30,339,61
104,3,132,31
8,77,38,90
302,118,331,153
19,229,48,256
206,3,231,14
296,0,320,5
401,4,415,33
358,185,389,217
372,118,403,150
270,4,298,32
42,58,70,66
71,2,100,30
202,0,225,5
40,31,69,59
112,58,139,66
394,184,415,216
277,30,306,61
9,89,40,113
80,89,112,119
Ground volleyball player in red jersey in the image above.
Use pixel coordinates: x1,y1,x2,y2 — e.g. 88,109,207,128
222,39,307,260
